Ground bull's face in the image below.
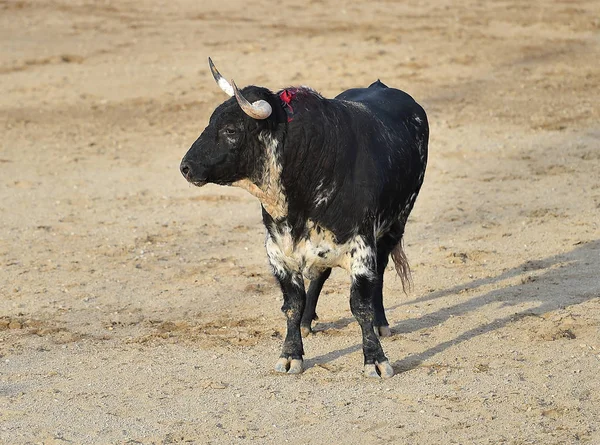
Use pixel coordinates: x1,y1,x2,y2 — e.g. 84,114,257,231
180,100,253,186
180,59,283,187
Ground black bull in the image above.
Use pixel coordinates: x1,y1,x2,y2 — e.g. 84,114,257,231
180,59,428,378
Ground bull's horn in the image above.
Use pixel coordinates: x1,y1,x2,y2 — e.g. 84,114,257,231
208,57,234,97
232,80,272,120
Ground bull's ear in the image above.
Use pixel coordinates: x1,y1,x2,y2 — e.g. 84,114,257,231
231,80,273,120
208,57,234,97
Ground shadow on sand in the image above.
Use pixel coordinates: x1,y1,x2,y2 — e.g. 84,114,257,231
304,240,600,372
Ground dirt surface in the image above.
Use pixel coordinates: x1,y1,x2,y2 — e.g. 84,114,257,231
1,0,600,443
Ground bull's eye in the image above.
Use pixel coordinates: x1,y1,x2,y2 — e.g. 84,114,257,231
224,127,236,136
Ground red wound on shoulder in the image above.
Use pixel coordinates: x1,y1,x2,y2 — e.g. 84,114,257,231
279,89,297,122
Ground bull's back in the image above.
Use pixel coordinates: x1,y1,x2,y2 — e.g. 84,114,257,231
335,80,427,127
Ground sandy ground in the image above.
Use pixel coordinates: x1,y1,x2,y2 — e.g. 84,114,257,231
1,0,599,443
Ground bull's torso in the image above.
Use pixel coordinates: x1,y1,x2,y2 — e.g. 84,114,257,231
263,81,428,279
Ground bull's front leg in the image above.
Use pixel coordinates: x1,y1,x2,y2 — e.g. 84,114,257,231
266,234,306,374
273,272,306,374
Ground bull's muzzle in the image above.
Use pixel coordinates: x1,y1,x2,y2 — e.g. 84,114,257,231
180,159,207,187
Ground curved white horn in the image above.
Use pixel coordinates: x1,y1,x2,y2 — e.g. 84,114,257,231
208,57,234,97
232,80,272,120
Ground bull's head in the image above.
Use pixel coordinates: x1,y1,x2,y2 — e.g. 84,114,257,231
180,58,286,187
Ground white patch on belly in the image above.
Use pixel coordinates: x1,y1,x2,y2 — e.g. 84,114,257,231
265,220,376,281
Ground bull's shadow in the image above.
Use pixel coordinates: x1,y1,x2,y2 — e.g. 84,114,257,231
303,239,600,372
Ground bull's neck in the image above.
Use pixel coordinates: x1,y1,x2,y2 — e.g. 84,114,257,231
231,132,288,220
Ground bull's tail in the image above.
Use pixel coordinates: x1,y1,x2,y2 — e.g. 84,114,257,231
391,241,412,294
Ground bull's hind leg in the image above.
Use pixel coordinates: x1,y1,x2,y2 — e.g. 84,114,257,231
373,249,391,338
300,268,332,337
373,227,406,337
273,273,306,374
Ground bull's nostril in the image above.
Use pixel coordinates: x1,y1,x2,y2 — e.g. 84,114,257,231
180,162,190,177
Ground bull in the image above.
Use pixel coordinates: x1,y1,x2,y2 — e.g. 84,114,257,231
180,58,428,378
